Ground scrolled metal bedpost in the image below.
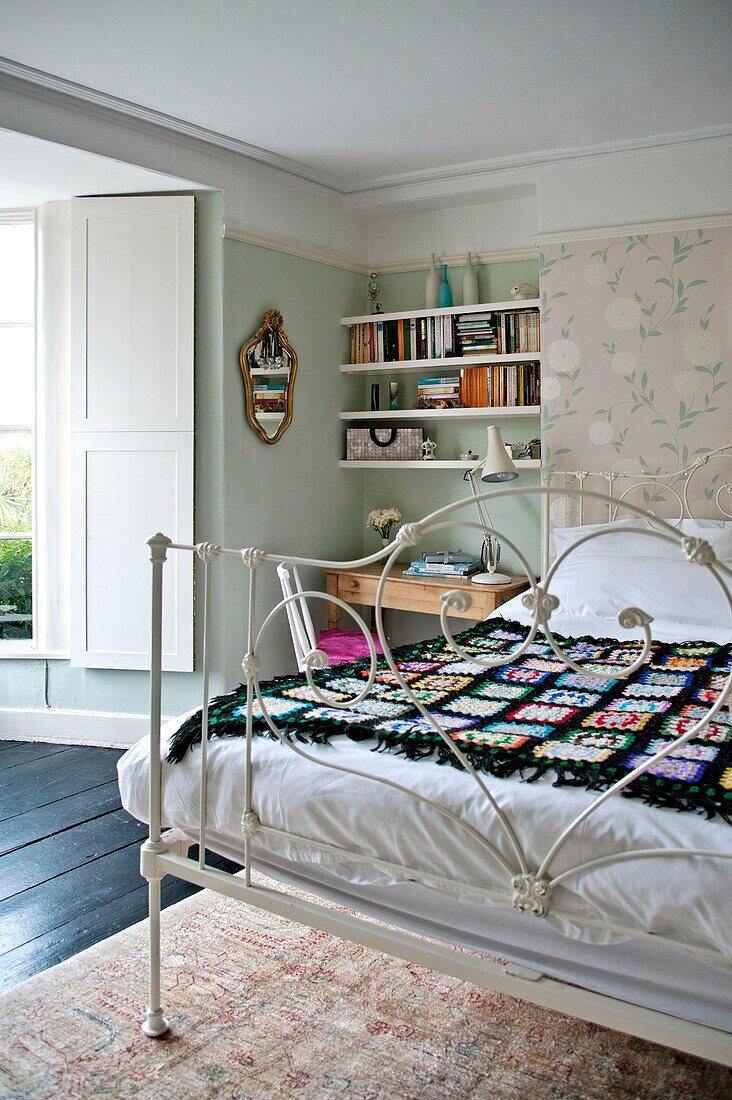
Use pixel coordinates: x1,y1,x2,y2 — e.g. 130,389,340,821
141,532,172,1039
540,466,551,580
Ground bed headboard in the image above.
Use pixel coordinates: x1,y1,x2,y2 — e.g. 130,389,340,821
541,442,732,576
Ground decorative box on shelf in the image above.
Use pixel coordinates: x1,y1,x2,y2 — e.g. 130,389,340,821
345,427,424,462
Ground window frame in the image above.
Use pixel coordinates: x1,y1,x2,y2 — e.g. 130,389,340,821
0,209,37,655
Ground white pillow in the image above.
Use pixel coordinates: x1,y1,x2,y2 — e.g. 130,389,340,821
549,521,732,629
553,519,732,562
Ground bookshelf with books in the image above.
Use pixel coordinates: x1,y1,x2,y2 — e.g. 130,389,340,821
339,297,542,471
341,299,541,374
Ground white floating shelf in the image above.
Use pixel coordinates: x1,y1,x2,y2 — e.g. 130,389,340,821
341,299,541,326
340,459,541,470
255,411,285,421
341,352,540,374
340,406,540,422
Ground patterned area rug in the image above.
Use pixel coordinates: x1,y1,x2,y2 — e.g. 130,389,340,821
0,872,729,1100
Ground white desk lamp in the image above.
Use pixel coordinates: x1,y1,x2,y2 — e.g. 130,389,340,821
465,425,518,585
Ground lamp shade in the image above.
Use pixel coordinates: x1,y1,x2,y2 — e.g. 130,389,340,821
479,425,519,483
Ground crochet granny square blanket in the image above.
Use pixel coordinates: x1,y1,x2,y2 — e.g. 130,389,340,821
168,619,732,823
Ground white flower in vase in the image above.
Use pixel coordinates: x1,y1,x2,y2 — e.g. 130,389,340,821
367,507,403,546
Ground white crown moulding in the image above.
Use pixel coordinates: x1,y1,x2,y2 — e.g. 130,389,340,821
0,55,730,208
223,223,539,275
223,222,367,274
0,55,348,193
534,212,732,246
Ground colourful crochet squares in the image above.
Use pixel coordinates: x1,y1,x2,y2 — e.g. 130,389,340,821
284,684,349,703
479,720,554,741
624,752,707,783
640,670,694,688
497,665,551,685
655,655,713,671
646,737,719,763
533,737,621,763
581,710,653,732
375,714,478,735
694,673,729,705
472,681,529,701
510,702,578,725
622,682,684,700
412,674,472,693
445,696,507,718
661,713,731,744
354,698,413,718
538,688,602,707
608,697,672,714
248,698,307,720
556,671,616,692
451,729,530,750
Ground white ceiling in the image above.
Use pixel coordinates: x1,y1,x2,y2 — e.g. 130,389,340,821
1,0,730,190
0,129,202,208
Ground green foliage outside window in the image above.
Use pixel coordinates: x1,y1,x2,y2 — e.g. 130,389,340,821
0,443,32,639
0,539,32,639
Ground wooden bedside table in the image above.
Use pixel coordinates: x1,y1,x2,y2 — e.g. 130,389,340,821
323,564,530,629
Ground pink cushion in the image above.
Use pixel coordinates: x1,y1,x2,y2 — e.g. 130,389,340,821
316,628,384,666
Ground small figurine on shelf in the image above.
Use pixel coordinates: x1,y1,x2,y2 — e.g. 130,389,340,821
367,272,383,315
458,449,478,462
388,381,399,409
422,437,437,461
510,282,539,300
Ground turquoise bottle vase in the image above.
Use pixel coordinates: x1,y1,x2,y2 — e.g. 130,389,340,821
437,264,453,308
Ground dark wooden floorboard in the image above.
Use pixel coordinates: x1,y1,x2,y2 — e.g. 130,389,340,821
0,877,199,994
0,809,148,902
0,746,124,821
0,781,123,857
0,741,241,991
0,741,70,770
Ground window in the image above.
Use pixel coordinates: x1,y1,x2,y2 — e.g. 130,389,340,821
0,216,35,643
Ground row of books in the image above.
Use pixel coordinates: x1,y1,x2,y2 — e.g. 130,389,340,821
497,311,540,354
417,375,460,408
348,309,540,364
350,317,458,364
253,379,286,415
459,362,540,408
403,559,479,578
455,313,496,355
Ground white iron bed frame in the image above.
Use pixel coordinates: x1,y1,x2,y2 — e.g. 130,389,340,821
138,447,732,1065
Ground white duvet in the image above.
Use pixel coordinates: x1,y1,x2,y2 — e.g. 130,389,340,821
119,595,732,966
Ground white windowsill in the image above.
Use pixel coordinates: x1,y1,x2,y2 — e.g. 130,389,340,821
0,644,70,660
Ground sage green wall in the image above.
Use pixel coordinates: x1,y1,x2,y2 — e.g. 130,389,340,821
360,257,542,645
220,240,365,682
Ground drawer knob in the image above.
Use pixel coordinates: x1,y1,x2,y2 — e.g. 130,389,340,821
349,579,359,589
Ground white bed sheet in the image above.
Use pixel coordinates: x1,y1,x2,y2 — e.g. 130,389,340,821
119,596,731,973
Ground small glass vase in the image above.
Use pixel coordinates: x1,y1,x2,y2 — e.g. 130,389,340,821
437,263,453,308
425,252,440,309
462,251,479,306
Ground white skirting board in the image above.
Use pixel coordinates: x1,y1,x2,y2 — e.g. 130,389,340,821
0,707,158,748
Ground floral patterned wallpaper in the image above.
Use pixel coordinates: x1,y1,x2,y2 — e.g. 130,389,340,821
540,227,730,515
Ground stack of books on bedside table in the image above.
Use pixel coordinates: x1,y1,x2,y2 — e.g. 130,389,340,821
403,552,479,578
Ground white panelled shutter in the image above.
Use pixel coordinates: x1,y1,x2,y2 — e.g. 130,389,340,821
70,196,194,670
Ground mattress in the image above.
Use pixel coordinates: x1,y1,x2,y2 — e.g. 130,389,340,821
118,595,732,1030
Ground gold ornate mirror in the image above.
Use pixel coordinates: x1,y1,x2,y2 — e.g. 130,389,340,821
239,309,298,444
